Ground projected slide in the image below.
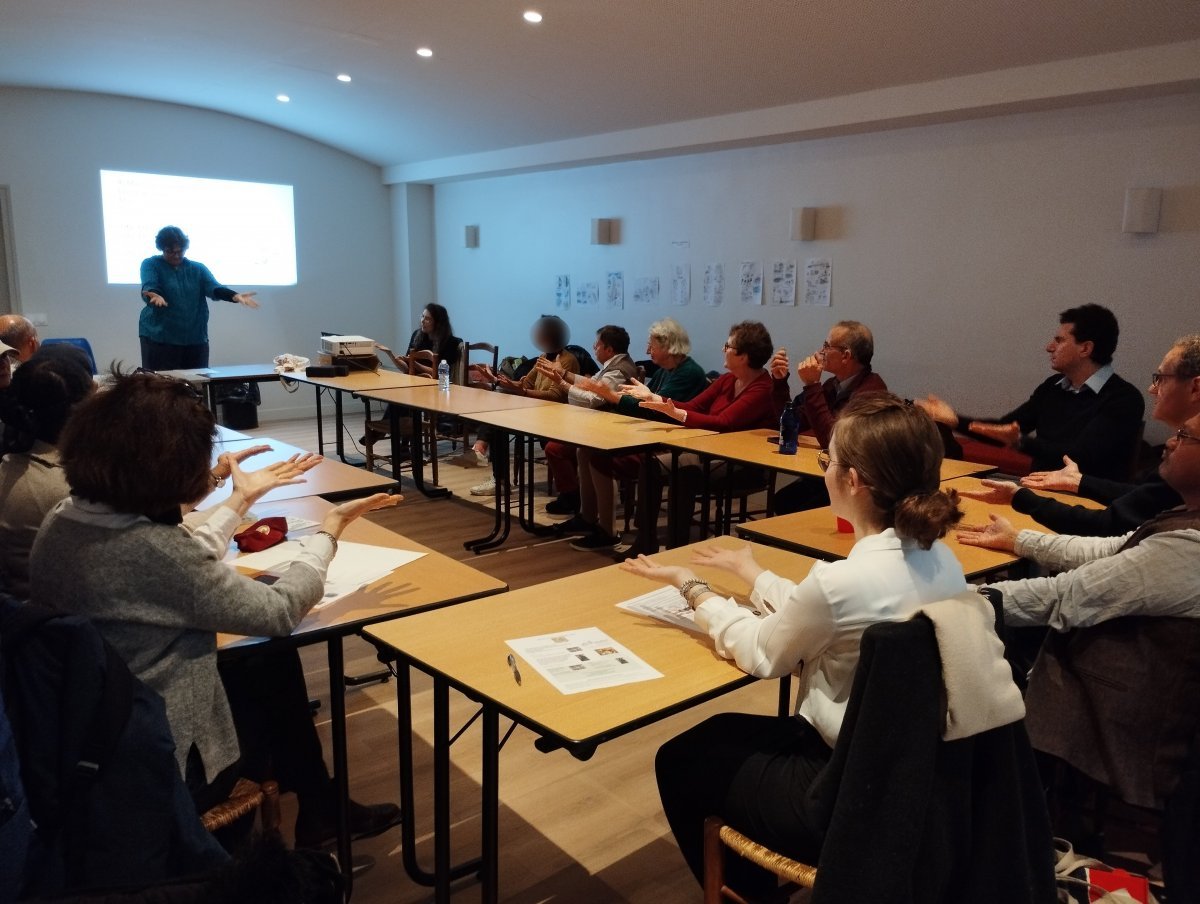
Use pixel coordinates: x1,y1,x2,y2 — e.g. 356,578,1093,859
100,170,297,285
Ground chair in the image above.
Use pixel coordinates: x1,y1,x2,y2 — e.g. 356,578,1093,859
42,337,98,374
703,618,1055,904
201,778,281,836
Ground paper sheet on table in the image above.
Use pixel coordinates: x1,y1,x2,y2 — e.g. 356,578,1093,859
233,540,425,608
616,586,702,633
506,628,663,695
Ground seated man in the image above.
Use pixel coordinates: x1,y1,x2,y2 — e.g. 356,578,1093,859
536,325,638,515
960,334,1199,536
0,314,40,363
958,413,1200,812
919,304,1144,480
769,320,887,513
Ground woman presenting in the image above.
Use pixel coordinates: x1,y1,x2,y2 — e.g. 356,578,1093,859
139,225,259,370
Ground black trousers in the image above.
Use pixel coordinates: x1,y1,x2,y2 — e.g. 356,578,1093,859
218,647,331,811
140,336,209,370
656,713,833,896
772,476,831,515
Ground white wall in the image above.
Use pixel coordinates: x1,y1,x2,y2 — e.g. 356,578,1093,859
431,93,1200,443
0,88,393,419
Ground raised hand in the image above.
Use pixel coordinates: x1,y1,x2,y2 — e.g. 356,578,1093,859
233,292,260,308
956,514,1019,553
229,452,323,506
576,377,619,403
691,544,763,585
639,398,684,421
797,354,823,386
322,492,403,539
914,395,957,427
969,420,1021,448
957,478,1020,506
146,292,168,308
620,554,696,590
768,348,790,381
618,378,655,401
1021,455,1083,492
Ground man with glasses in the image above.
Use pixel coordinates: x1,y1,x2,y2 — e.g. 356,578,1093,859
918,304,1144,480
959,335,1200,535
957,414,1200,817
139,225,260,371
769,320,887,513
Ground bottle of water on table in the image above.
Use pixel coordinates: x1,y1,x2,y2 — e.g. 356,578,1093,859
779,404,800,455
437,359,450,391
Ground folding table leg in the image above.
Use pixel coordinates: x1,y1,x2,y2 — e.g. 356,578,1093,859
326,638,354,898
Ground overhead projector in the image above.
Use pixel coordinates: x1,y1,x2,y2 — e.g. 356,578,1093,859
319,335,376,357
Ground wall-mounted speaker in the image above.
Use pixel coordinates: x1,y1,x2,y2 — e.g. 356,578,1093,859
591,217,619,245
1122,188,1162,235
790,207,817,242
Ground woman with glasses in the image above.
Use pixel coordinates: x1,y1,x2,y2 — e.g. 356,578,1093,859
139,225,260,371
624,394,967,893
30,369,403,847
625,320,779,547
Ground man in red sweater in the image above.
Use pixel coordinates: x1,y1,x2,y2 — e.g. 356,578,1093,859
770,320,888,513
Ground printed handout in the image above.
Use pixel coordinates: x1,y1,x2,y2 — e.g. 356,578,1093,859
739,261,763,305
606,271,625,310
616,586,703,633
634,276,660,305
233,541,425,609
506,627,664,694
555,274,571,310
770,260,797,305
703,262,725,307
671,263,690,306
803,258,832,307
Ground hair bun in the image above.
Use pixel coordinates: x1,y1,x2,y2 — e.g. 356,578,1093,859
893,488,963,550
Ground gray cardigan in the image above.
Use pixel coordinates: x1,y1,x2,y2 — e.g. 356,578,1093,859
30,497,332,782
0,441,68,599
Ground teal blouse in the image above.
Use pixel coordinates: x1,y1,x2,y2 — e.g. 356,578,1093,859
138,256,234,346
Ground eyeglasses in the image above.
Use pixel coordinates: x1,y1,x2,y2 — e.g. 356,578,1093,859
1174,428,1200,446
132,367,206,401
723,342,739,353
1152,371,1191,387
816,450,838,472
821,341,849,354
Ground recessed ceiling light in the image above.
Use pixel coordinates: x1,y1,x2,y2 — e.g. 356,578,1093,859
416,47,433,58
336,73,352,83
523,10,543,23
275,94,290,103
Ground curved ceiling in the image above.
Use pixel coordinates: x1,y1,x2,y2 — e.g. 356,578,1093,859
2,0,1200,168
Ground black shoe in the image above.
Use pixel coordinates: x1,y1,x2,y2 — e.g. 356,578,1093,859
553,514,595,535
571,529,620,551
545,492,580,515
294,799,402,849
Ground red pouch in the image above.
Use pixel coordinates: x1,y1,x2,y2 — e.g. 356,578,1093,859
234,517,288,553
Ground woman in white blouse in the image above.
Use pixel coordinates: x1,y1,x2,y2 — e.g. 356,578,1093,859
623,393,967,893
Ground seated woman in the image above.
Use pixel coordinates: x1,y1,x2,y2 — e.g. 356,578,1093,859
367,303,461,444
0,345,94,597
623,394,967,895
557,318,709,550
462,314,580,497
630,320,779,547
30,370,402,847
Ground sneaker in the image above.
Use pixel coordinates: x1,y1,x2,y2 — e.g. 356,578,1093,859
545,492,580,515
451,449,488,468
571,529,621,551
553,514,595,535
470,477,497,496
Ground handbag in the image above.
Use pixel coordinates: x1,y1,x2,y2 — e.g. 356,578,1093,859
1054,837,1158,903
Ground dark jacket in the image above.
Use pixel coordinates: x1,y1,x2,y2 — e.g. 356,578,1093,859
1012,468,1182,537
959,372,1144,480
806,618,1056,904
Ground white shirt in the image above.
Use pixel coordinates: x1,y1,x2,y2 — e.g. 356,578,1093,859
567,353,635,409
695,529,968,748
1057,363,1114,394
988,527,1200,631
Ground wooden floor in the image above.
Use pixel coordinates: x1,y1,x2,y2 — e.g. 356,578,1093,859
244,414,785,903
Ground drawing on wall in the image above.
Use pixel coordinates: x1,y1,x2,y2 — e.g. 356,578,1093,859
703,262,724,307
555,274,571,310
575,281,599,308
739,261,763,305
803,258,831,307
770,260,797,306
671,263,690,306
634,276,660,305
606,271,625,310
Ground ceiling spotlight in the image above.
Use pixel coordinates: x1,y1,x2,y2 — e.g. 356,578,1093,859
336,73,352,83
416,47,433,58
275,94,291,103
523,10,543,23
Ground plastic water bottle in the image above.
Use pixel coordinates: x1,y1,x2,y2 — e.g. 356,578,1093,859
437,359,451,392
779,404,800,455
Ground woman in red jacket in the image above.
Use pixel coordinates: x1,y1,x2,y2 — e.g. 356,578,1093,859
627,320,777,547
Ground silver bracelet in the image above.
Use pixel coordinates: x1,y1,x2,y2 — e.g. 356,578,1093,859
314,530,338,554
679,579,711,609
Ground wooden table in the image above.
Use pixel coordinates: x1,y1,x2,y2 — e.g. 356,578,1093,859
737,474,1106,580
200,437,394,509
363,536,818,903
158,363,281,412
462,404,716,553
219,496,507,894
281,369,437,462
